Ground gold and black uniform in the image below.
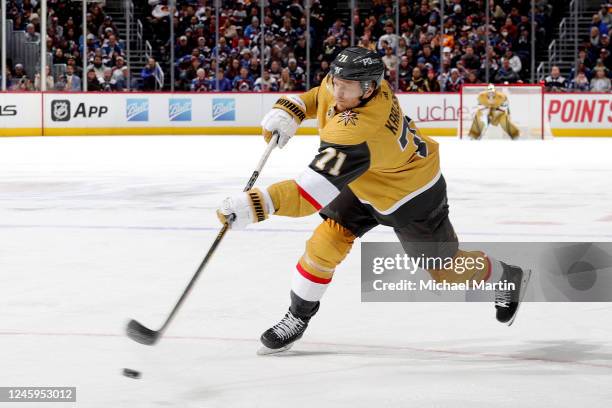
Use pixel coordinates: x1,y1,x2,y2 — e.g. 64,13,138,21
268,75,458,259
468,90,520,139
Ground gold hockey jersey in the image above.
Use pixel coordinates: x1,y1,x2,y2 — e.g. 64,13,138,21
290,75,441,224
477,90,508,109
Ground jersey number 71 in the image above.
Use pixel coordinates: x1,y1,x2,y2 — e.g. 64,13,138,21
398,116,427,158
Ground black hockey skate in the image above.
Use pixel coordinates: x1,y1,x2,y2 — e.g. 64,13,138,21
495,262,532,326
258,291,319,355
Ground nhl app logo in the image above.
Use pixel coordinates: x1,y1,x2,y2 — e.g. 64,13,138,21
51,100,71,121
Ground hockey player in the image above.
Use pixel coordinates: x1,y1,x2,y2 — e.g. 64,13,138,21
217,48,531,354
468,84,520,139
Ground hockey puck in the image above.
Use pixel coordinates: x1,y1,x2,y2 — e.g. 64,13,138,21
122,368,141,379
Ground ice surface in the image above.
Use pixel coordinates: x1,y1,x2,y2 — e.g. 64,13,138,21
1,136,611,408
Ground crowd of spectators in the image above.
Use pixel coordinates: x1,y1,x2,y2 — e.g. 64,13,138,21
2,0,610,93
144,0,559,93
3,0,127,91
544,3,612,92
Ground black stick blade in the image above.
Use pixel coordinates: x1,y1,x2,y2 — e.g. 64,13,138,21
126,319,160,345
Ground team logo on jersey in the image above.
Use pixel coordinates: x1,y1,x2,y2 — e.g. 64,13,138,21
169,98,191,121
338,110,358,126
212,98,235,121
126,99,149,121
327,106,335,119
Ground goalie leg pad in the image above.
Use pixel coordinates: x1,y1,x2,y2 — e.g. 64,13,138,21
469,109,485,139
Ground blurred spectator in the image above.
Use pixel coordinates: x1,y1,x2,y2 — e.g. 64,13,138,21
327,18,346,39
382,47,400,74
12,63,27,82
321,35,341,63
464,70,480,85
112,56,127,83
378,21,399,51
590,67,611,91
501,49,522,75
544,66,567,91
589,27,602,49
141,57,158,91
25,23,39,42
87,54,106,80
209,70,233,91
358,34,376,51
99,67,118,92
278,67,295,91
444,68,463,92
64,65,82,91
568,71,590,91
86,69,101,91
34,66,54,90
101,34,123,65
191,68,209,92
591,14,609,38
424,69,441,92
461,46,480,71
494,59,520,83
287,58,305,90
233,66,254,91
407,67,426,92
254,70,279,91
599,4,612,27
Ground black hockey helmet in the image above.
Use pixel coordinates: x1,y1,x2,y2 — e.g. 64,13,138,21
329,47,385,95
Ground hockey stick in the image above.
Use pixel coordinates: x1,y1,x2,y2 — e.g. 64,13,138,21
126,131,279,345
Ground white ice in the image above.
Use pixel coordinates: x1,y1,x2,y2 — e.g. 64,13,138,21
0,136,611,408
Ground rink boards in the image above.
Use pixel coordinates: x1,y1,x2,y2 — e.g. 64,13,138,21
0,91,610,137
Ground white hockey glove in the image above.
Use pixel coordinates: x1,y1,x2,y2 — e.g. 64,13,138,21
497,100,510,114
216,188,275,229
261,95,306,148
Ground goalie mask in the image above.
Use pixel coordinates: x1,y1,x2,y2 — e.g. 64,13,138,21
486,83,497,102
329,47,385,97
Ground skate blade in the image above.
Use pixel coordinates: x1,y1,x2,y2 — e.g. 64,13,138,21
506,269,532,327
257,343,294,356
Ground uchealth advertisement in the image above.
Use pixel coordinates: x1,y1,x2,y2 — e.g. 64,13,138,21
0,92,610,137
397,93,460,136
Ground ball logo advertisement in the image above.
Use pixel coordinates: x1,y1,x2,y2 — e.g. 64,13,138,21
212,98,235,121
126,99,149,122
168,98,191,122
